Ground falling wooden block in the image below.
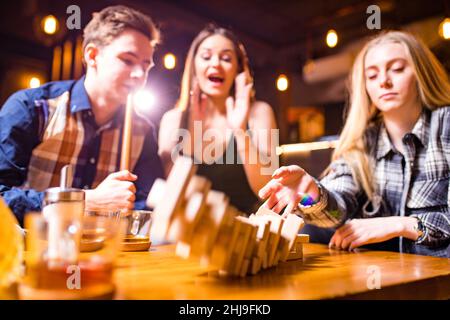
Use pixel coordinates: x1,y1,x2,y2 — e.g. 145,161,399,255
149,156,196,241
185,175,211,198
259,214,284,266
209,206,239,270
168,191,206,243
175,241,191,259
238,220,258,277
230,217,256,276
248,215,271,273
147,159,311,277
255,206,279,217
248,215,271,254
286,234,310,261
262,251,268,269
146,178,166,209
279,214,305,262
275,237,289,265
295,234,310,244
273,251,281,266
168,175,211,243
192,191,229,265
239,259,250,277
287,243,303,261
250,256,261,275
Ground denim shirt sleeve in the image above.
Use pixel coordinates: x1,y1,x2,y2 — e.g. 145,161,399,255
132,121,165,211
0,90,43,225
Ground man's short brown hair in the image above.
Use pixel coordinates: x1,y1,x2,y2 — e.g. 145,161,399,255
83,5,160,52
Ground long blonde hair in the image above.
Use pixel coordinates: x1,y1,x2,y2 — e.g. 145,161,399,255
330,30,450,200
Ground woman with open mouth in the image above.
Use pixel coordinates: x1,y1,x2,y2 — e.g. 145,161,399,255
158,24,278,214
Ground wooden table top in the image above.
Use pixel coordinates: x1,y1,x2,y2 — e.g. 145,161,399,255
113,243,450,300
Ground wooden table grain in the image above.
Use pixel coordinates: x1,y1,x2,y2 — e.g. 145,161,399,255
113,243,450,300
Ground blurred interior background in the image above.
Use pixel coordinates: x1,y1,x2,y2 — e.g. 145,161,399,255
0,0,448,175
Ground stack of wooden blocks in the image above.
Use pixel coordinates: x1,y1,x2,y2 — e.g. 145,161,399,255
147,156,309,277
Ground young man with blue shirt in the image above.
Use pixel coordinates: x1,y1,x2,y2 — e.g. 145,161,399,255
0,5,164,224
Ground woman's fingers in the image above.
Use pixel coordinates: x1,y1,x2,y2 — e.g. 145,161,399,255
281,195,302,218
261,194,279,210
330,221,355,250
272,165,304,181
349,238,366,251
225,96,234,115
234,72,247,97
340,233,359,251
262,186,290,211
272,197,289,214
258,179,282,199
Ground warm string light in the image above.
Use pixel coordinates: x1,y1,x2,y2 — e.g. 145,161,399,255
164,53,176,70
326,29,338,48
41,15,59,35
439,17,450,40
276,74,289,92
29,77,41,88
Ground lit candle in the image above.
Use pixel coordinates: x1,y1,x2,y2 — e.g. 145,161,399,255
120,93,133,171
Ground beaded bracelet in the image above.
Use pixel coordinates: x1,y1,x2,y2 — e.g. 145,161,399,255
299,194,317,206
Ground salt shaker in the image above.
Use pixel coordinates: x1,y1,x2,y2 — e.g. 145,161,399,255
43,165,84,263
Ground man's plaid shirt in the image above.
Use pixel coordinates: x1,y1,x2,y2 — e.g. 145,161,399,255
0,77,164,224
297,107,450,256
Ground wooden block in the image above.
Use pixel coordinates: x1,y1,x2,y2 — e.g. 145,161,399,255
258,215,283,266
248,216,271,272
236,218,259,276
170,177,211,243
168,191,206,243
287,243,303,261
254,238,268,259
209,206,239,270
255,206,280,217
250,256,261,275
175,241,191,259
185,175,211,199
249,216,270,239
241,220,258,261
295,234,310,244
230,217,255,276
191,191,229,261
273,251,280,266
279,214,305,261
150,156,196,241
239,259,250,277
220,208,247,274
261,251,268,269
275,237,290,264
286,235,308,261
146,178,166,209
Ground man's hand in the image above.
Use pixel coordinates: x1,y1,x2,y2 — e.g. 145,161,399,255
84,170,137,210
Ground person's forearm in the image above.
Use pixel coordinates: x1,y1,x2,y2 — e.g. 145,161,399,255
397,216,421,241
233,129,275,195
0,186,44,225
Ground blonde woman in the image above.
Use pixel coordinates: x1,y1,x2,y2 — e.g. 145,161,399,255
159,25,277,214
258,31,450,257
